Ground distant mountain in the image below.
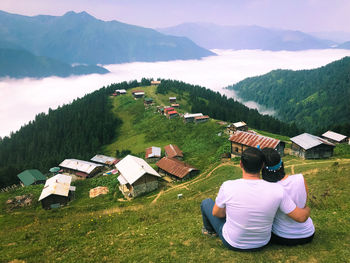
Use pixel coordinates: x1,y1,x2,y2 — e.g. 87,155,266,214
0,10,214,65
0,48,109,78
158,23,335,50
336,41,350,49
228,57,350,133
309,31,350,43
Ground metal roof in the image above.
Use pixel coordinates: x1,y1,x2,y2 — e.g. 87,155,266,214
133,92,145,96
164,144,183,158
91,154,118,165
59,159,103,174
195,115,209,120
116,155,161,185
322,131,347,142
290,133,335,150
38,174,72,201
229,130,281,149
167,110,178,115
156,157,198,179
132,90,144,94
17,169,46,186
145,146,161,159
233,121,247,128
115,89,126,93
169,97,176,100
184,113,203,119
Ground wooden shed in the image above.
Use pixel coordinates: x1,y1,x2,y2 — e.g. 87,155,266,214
59,159,103,178
164,144,183,160
156,157,199,181
38,174,75,209
229,130,285,157
227,121,248,134
290,133,335,159
322,131,348,144
90,154,119,167
132,90,145,99
194,115,210,123
116,155,161,198
145,146,162,162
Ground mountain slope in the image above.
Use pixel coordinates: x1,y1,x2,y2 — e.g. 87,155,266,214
158,23,334,50
0,10,214,65
0,48,109,78
229,57,350,133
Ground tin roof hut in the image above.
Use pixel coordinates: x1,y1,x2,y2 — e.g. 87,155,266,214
17,169,46,186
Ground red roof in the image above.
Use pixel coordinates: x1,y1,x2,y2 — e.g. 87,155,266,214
164,144,183,158
195,115,209,120
167,110,178,115
229,130,281,149
156,157,198,179
164,107,175,112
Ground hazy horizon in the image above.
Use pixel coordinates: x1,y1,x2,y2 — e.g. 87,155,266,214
1,49,350,138
0,0,350,33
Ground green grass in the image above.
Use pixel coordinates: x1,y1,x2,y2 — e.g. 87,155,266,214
1,86,350,262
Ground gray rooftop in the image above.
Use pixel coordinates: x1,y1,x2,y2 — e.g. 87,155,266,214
291,133,335,150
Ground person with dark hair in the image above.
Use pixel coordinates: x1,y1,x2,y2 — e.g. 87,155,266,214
200,147,311,251
261,148,315,246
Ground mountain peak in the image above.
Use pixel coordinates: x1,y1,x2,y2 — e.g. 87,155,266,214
63,11,94,19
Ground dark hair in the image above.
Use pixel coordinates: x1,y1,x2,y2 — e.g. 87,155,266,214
241,147,265,174
261,148,285,182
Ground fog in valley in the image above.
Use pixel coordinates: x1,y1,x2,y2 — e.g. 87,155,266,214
1,48,350,138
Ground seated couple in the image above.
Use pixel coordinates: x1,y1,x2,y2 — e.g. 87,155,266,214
201,147,315,251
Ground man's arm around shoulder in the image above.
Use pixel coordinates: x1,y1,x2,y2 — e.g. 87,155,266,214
212,203,226,218
287,206,310,223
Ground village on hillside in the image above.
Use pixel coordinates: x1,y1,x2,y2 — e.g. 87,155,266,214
6,82,350,210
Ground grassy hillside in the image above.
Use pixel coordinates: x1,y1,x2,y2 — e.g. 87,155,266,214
1,85,350,262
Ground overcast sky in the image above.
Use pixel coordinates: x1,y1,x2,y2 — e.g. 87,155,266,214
0,0,349,32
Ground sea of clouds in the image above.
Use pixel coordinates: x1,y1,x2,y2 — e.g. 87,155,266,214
1,49,350,138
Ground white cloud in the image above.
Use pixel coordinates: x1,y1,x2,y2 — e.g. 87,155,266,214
1,49,350,138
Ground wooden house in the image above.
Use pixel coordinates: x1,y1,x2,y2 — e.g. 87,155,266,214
167,110,179,119
116,155,161,198
227,121,248,134
132,90,145,99
38,174,75,209
145,146,161,162
115,89,127,95
171,103,179,108
59,159,103,178
151,80,161,85
17,169,46,186
194,115,210,123
156,157,199,181
290,133,335,159
144,97,153,105
169,97,177,103
183,113,203,123
229,130,285,157
164,144,183,160
322,131,347,144
90,154,119,168
164,107,175,115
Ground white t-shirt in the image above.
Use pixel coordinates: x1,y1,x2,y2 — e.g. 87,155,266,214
273,174,315,238
215,179,296,249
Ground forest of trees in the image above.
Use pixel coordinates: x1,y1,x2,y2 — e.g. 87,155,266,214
0,79,146,188
156,80,299,136
230,57,350,134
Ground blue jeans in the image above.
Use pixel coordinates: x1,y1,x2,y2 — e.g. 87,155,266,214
200,198,234,250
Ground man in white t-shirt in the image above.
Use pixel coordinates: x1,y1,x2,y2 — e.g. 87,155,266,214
200,147,310,251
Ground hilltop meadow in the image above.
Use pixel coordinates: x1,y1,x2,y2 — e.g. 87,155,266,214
1,83,350,262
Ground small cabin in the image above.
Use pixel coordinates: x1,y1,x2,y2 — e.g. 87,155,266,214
90,154,119,167
132,90,145,99
116,155,161,198
144,97,153,105
194,115,209,123
38,174,75,209
164,144,183,160
322,131,348,144
145,146,162,162
229,130,285,157
227,121,248,134
290,133,335,159
169,97,177,103
164,107,175,115
167,110,178,119
183,113,203,123
59,159,103,178
151,80,161,85
171,103,179,108
156,157,199,181
115,89,127,95
17,169,46,187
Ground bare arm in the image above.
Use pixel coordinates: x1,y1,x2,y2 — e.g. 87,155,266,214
212,203,226,218
287,206,310,223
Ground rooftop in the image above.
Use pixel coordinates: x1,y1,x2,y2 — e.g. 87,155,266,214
229,130,281,149
291,133,335,150
156,157,198,179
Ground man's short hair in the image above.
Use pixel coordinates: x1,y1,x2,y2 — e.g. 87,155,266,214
241,147,264,174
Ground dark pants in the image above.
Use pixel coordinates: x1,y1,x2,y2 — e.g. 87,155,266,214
270,232,315,246
200,198,265,252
